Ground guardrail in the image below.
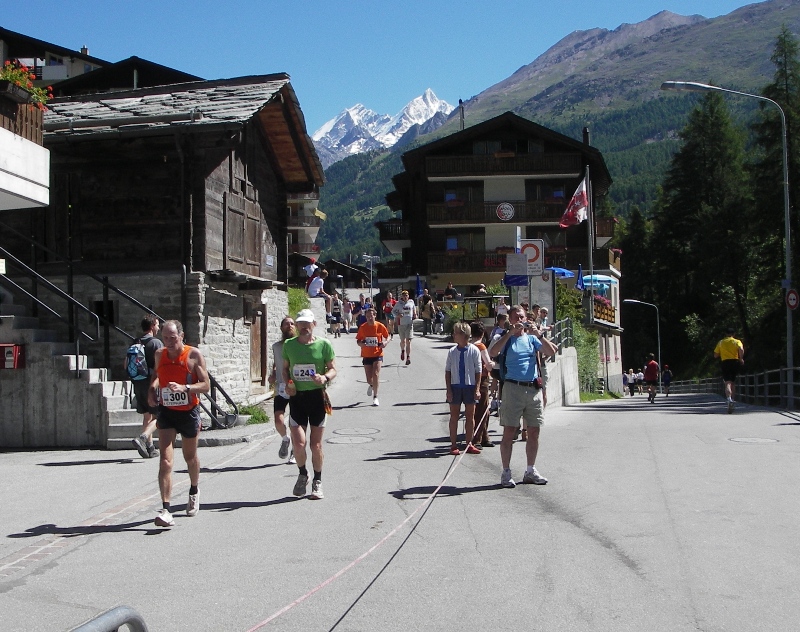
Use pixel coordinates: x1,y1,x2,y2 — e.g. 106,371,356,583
669,369,800,409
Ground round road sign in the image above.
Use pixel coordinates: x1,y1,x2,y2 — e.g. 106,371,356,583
787,289,799,310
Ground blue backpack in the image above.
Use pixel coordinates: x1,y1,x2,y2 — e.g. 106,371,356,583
125,339,149,381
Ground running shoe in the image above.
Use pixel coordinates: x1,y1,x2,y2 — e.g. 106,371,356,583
367,385,373,397
500,469,516,488
278,435,290,459
155,508,174,527
522,467,548,485
373,397,380,406
465,443,481,454
132,434,150,459
287,451,296,465
406,358,411,366
727,399,735,414
310,480,324,500
187,492,200,516
147,443,160,458
293,474,309,497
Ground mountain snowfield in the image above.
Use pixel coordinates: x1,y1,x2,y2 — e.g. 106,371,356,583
312,88,454,169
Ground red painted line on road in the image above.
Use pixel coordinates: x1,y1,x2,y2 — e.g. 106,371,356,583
245,451,468,631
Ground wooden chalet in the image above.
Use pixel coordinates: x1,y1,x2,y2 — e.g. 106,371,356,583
1,74,324,402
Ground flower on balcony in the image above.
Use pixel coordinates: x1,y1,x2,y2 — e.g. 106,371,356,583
0,60,53,111
610,248,623,256
593,295,612,307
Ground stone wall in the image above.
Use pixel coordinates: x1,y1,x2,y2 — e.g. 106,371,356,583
8,269,289,406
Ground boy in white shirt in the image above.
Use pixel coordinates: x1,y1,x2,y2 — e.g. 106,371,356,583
445,322,482,456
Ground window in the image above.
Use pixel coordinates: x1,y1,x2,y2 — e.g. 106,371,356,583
446,237,459,251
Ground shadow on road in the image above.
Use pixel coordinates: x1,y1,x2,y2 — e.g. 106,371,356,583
38,458,138,467
390,483,499,499
7,519,158,538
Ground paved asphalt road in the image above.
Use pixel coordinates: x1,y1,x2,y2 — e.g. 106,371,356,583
3,331,800,632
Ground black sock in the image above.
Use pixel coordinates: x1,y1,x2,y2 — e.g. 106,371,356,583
162,502,170,511
189,485,198,495
299,465,308,477
313,471,322,482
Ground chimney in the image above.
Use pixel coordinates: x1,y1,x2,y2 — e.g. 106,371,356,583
80,45,89,55
582,127,590,145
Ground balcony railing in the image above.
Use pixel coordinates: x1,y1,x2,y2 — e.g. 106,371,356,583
427,200,564,225
376,220,412,241
428,250,507,274
377,262,415,279
425,153,582,178
287,216,322,228
290,242,320,254
287,191,320,201
0,99,43,145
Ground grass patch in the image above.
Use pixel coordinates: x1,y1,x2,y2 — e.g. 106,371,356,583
579,391,619,403
238,403,270,425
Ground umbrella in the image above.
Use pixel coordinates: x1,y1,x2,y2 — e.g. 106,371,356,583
545,266,575,278
582,274,618,284
575,264,585,291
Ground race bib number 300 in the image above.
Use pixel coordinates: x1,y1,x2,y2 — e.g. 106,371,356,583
161,387,189,408
292,364,317,381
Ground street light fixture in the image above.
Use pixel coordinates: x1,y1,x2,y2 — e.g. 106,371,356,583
661,81,793,406
623,299,661,394
362,254,380,298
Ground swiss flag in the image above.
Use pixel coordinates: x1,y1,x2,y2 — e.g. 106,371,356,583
559,177,588,228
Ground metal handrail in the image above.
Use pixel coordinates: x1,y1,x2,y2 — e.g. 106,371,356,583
551,317,573,355
0,246,100,377
70,605,149,632
0,235,239,421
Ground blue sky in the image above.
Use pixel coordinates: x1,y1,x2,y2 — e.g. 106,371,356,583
3,0,761,134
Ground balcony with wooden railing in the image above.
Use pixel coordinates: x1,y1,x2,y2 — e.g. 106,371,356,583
427,200,564,225
286,215,322,228
290,242,321,254
425,152,582,178
428,250,508,274
0,98,43,145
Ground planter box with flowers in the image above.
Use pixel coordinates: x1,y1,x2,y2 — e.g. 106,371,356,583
0,60,52,145
592,295,616,323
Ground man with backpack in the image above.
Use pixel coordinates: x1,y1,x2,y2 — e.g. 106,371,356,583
127,314,163,459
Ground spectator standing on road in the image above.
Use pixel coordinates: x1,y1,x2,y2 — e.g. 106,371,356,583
148,320,210,527
714,327,744,413
488,313,509,414
627,369,636,397
382,292,397,338
488,305,558,488
538,307,553,337
419,288,435,336
622,370,629,393
330,293,343,338
662,365,673,396
393,290,416,366
433,306,446,334
445,322,482,455
268,316,297,464
643,353,660,403
357,307,389,406
470,321,495,447
282,309,337,499
129,314,164,459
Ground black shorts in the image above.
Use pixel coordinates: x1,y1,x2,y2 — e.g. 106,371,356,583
289,389,327,428
362,356,383,366
645,380,658,387
330,314,342,324
157,406,201,438
721,359,741,383
132,380,158,415
273,394,289,413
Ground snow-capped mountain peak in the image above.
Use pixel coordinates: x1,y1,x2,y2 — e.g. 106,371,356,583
312,90,454,169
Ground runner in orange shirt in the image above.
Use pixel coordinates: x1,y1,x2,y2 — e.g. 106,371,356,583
356,307,390,406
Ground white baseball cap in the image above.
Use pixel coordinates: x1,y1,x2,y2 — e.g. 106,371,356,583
295,309,315,323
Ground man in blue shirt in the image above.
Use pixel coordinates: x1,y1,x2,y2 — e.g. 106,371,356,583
488,305,558,488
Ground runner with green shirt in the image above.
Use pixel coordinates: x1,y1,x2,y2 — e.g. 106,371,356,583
282,309,337,499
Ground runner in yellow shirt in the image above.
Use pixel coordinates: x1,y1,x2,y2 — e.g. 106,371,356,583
713,327,744,414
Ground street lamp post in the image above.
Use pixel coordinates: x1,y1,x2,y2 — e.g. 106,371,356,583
661,81,793,406
362,254,380,298
623,299,661,394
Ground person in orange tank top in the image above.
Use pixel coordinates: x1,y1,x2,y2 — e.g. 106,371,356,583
356,308,389,406
148,320,210,528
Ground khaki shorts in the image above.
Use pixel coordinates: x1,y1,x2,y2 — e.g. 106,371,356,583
499,381,544,428
398,323,413,340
